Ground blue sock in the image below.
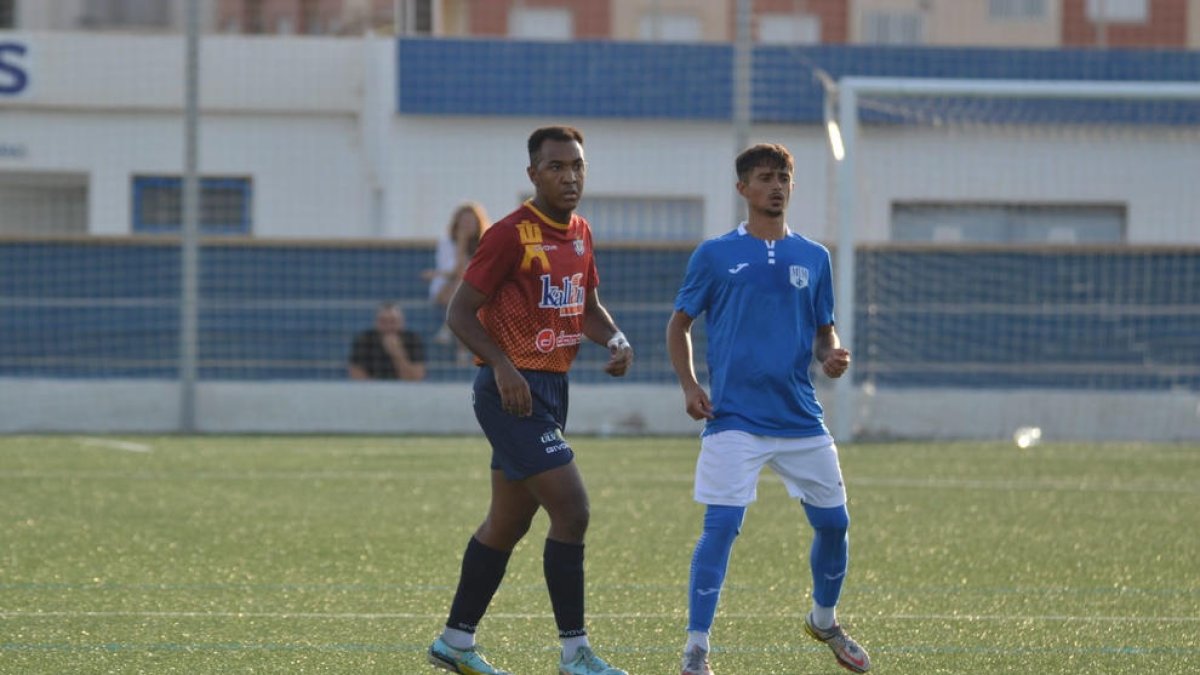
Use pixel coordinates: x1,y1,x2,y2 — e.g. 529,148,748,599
687,504,746,633
803,503,850,609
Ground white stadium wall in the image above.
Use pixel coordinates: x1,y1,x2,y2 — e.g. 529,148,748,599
6,32,1193,243
1,33,375,238
2,380,1195,442
386,115,787,241
852,125,1200,244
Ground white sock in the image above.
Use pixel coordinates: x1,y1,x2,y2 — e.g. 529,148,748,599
811,603,837,630
561,635,590,661
686,630,710,652
440,627,474,650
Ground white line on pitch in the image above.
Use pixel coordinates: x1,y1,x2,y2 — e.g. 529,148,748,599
73,437,153,453
1,467,1195,495
851,476,1200,495
1,610,1197,623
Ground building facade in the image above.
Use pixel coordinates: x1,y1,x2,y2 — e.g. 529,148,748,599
7,1,1200,48
9,0,217,32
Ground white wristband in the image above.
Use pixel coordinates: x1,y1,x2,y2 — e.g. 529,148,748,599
606,331,630,350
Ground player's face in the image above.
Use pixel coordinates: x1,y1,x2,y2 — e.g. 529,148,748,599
375,308,402,334
738,164,793,218
528,139,586,220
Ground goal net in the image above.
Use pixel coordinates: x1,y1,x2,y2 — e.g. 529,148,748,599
825,76,1200,442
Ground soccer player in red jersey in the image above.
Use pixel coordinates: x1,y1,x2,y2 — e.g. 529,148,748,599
427,126,634,675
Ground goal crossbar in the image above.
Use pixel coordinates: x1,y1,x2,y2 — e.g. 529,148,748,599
838,76,1200,101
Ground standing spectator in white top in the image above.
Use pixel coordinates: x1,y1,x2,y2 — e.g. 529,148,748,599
424,202,491,352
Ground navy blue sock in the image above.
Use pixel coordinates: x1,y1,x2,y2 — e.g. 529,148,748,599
803,503,850,609
687,504,746,633
544,538,587,638
445,537,511,633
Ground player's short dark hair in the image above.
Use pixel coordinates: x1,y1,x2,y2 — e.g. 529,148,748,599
528,125,584,165
735,143,794,182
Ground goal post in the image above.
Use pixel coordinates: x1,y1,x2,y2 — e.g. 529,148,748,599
827,76,1200,442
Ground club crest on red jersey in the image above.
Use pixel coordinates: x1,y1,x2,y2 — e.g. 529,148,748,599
573,238,586,256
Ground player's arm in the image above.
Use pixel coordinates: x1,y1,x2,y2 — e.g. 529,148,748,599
382,335,425,381
446,280,532,416
814,324,851,379
583,288,633,377
666,309,713,420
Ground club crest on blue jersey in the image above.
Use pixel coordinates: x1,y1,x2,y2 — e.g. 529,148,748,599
539,272,586,316
790,265,810,289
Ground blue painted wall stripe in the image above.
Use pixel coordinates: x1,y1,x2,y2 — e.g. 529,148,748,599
398,39,1200,124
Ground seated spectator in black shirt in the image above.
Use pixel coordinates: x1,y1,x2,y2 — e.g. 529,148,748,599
348,302,426,381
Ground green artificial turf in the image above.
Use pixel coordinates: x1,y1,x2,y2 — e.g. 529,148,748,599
1,435,1197,673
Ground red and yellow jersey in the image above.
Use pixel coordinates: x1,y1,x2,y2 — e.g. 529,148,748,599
462,200,599,373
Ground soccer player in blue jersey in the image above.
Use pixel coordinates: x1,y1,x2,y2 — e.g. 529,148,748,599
666,143,871,674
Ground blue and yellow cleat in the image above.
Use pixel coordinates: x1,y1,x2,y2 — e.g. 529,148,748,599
428,636,511,675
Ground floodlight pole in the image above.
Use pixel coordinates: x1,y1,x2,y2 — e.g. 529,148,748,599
732,0,752,224
179,0,201,432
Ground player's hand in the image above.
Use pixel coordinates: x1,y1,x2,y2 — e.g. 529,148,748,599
822,348,851,379
604,334,633,377
683,384,715,421
494,362,533,417
380,332,403,356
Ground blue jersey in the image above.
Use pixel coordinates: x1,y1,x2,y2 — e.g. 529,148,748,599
674,224,835,438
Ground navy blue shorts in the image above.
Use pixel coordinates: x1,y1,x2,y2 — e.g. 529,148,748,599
473,365,574,481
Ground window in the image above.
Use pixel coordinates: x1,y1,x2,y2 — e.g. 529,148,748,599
397,0,435,34
758,13,821,44
509,7,572,40
861,11,924,45
81,0,170,28
891,203,1125,244
298,0,320,34
243,0,265,34
132,176,253,235
393,0,436,34
580,196,704,241
988,0,1047,20
0,172,88,236
1086,0,1148,23
638,12,702,42
0,0,14,29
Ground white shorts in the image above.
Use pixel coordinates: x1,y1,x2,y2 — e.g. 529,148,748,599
694,430,847,508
